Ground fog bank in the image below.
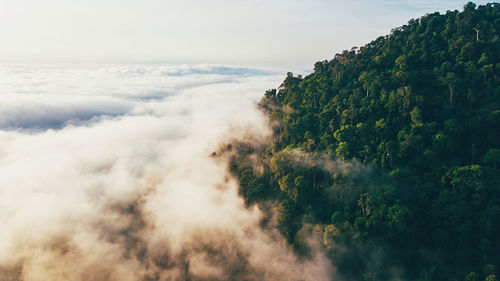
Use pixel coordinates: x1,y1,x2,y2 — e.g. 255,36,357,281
0,64,333,281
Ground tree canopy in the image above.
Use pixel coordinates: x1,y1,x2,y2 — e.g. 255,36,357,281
230,3,500,281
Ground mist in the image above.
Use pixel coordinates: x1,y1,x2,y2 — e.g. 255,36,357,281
0,64,334,281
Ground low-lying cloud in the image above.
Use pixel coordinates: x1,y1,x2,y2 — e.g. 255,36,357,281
0,64,278,130
0,64,333,280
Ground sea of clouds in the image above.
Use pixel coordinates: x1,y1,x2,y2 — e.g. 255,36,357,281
0,64,333,281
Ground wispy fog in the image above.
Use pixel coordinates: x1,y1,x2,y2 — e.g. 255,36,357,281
0,64,333,280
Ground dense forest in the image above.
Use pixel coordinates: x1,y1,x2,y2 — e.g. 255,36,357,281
229,3,500,281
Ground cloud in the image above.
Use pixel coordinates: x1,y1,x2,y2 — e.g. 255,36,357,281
0,64,280,131
0,64,334,280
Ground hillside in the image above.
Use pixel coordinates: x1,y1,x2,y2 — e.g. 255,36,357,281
230,3,500,281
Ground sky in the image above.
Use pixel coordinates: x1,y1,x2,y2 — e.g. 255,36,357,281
0,0,492,68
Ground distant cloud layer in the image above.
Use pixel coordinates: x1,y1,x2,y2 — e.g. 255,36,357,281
0,64,334,280
0,64,279,130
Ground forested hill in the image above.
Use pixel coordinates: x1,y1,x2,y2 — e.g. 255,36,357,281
230,3,500,281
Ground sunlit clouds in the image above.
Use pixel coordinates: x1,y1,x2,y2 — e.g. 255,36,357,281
0,64,334,280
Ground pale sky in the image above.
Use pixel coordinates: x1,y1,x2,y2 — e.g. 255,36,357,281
0,0,492,68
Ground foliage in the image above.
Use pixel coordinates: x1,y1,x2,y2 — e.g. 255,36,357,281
231,3,500,281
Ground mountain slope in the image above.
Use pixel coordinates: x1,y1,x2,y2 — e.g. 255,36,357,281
231,3,500,281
